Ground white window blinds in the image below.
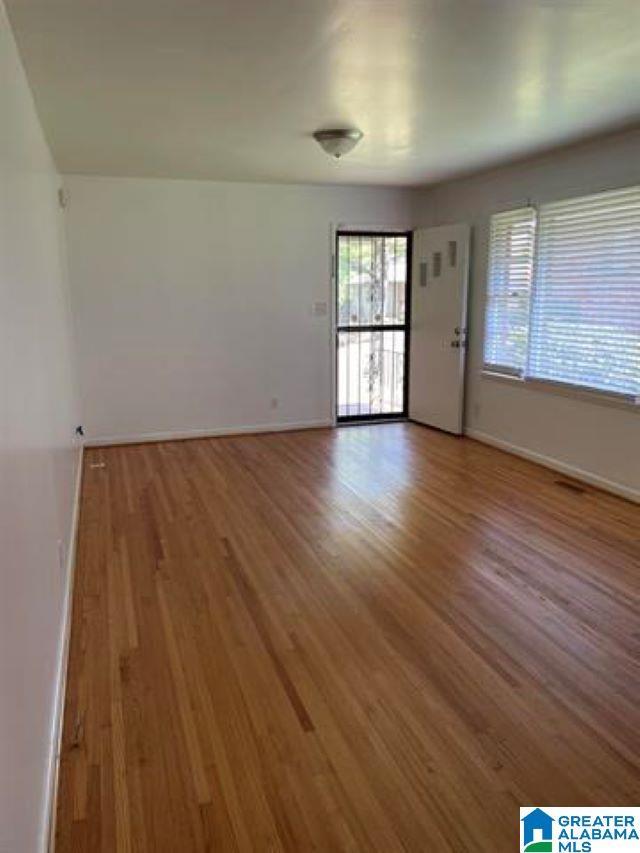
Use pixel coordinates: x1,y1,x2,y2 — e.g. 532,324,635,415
483,207,536,375
528,186,640,399
484,185,640,401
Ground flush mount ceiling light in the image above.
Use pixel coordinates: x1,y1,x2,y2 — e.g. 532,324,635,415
313,128,363,159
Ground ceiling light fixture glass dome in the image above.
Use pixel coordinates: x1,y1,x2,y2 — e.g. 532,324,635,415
313,128,364,159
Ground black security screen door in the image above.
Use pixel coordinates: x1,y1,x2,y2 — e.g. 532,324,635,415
336,231,411,422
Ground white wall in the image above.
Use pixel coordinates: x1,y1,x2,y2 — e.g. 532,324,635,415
412,129,640,499
64,176,411,443
0,3,81,851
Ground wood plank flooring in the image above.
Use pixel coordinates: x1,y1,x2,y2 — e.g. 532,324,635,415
55,423,640,852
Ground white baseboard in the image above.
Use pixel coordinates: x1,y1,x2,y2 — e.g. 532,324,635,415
84,419,333,447
43,446,84,852
465,428,639,504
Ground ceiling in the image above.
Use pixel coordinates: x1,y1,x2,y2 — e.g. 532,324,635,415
6,0,640,186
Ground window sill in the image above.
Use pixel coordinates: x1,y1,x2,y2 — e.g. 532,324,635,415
481,370,639,412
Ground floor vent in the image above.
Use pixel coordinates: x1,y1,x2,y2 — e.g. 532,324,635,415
555,479,586,494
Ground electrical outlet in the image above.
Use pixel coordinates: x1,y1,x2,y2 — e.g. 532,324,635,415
270,397,279,410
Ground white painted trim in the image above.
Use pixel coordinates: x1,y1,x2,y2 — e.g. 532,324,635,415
335,223,412,233
84,419,333,448
465,428,639,504
43,445,84,852
481,369,639,412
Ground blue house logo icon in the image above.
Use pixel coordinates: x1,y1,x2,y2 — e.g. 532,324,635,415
521,808,554,852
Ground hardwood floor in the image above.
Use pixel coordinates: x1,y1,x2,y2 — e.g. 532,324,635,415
55,423,640,852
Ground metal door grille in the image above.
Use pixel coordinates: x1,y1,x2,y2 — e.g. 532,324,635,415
336,231,411,422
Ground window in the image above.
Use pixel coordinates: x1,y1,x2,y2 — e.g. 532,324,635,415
484,185,640,401
484,207,536,374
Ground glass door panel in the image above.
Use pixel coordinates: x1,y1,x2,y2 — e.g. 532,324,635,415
336,233,411,422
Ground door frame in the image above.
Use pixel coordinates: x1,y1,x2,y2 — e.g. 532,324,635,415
333,229,413,424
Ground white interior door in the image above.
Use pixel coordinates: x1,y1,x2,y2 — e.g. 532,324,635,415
409,224,470,434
